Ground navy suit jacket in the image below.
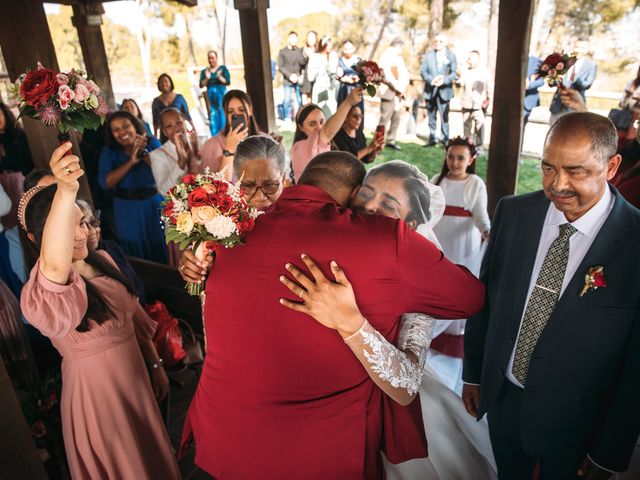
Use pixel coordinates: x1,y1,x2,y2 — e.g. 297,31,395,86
463,187,640,472
550,57,597,114
524,56,544,114
420,48,458,102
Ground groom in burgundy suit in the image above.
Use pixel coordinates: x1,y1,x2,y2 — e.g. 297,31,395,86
182,151,484,479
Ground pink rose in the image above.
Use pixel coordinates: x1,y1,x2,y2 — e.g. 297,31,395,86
57,84,75,110
541,64,550,72
556,62,564,71
87,80,101,94
56,73,69,85
548,69,557,76
74,84,90,103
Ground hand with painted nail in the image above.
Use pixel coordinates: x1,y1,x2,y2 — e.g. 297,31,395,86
279,254,365,338
178,247,214,283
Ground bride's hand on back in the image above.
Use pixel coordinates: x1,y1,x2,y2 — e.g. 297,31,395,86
279,254,365,338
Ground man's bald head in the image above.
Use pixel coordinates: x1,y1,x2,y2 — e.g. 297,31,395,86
298,151,366,206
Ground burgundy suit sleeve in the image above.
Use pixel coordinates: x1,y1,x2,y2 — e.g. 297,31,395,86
395,221,484,319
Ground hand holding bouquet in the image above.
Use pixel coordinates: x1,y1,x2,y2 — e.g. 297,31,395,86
162,170,262,296
353,60,384,96
8,63,108,139
537,52,577,87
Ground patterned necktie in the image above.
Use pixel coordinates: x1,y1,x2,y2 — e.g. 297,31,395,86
512,223,577,385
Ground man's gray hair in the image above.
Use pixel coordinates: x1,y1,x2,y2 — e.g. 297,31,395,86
234,135,285,174
546,112,618,163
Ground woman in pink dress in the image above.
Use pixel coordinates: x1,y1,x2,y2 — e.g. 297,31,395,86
290,86,363,183
19,142,181,480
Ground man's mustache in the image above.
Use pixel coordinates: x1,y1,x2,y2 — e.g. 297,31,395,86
549,187,577,197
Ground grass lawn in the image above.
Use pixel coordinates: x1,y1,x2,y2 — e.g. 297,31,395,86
280,130,543,195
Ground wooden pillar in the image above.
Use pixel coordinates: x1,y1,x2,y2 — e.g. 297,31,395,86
235,0,275,133
72,1,117,110
0,0,61,168
0,357,48,479
486,0,535,214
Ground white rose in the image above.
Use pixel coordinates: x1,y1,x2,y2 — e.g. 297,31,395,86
205,215,237,239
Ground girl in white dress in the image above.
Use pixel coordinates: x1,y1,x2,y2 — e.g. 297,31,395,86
430,137,491,395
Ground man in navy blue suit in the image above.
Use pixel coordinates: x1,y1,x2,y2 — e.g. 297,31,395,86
420,33,458,147
463,112,640,479
524,55,545,125
549,39,598,125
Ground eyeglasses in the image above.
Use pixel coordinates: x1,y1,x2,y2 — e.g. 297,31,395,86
240,180,281,199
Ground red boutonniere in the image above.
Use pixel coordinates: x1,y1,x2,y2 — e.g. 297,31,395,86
580,266,606,297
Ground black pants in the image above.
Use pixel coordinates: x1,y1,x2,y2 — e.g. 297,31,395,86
426,95,451,143
488,379,585,480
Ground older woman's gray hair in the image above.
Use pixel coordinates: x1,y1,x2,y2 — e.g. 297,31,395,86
234,135,286,175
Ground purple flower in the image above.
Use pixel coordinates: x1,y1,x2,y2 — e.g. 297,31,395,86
37,103,61,126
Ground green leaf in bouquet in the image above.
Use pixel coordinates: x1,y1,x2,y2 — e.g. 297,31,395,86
366,84,377,97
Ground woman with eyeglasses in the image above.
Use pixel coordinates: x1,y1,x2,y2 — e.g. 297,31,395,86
178,135,285,282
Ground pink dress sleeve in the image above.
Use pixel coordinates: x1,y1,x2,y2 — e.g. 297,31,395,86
290,131,331,183
96,250,157,340
20,263,88,338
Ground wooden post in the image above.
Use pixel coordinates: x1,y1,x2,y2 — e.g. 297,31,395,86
235,0,276,133
0,0,61,168
72,1,117,110
486,0,535,214
0,357,48,479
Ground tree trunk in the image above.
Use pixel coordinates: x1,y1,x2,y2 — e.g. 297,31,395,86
428,0,444,44
487,0,499,97
369,0,394,59
135,0,152,88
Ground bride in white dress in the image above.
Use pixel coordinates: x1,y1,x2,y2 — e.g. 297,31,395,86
279,161,497,479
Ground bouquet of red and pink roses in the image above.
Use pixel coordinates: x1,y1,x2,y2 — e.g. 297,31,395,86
8,63,108,137
162,170,262,295
353,60,384,96
536,52,577,87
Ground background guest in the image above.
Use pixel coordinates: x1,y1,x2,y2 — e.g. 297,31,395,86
0,102,34,230
524,54,544,125
199,89,263,181
336,40,363,117
291,86,363,182
301,30,318,105
459,50,492,152
612,118,640,208
333,105,382,163
307,36,340,118
278,31,305,121
378,38,410,151
431,137,490,395
618,65,640,142
549,38,597,125
121,98,153,137
421,34,458,147
98,111,167,263
200,50,230,136
151,73,192,138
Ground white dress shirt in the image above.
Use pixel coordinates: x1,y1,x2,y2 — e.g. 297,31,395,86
505,186,614,388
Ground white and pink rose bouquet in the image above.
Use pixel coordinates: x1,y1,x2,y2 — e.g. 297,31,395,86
162,170,262,296
536,52,577,87
8,63,108,140
353,60,384,96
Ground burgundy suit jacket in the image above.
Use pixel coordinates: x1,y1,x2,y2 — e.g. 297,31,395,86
183,185,484,479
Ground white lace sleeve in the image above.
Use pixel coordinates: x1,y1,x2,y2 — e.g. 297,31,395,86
343,314,435,404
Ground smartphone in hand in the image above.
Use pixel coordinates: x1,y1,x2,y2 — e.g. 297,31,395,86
231,114,246,131
374,125,385,144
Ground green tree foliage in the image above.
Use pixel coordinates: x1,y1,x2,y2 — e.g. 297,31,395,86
274,12,333,55
551,0,638,36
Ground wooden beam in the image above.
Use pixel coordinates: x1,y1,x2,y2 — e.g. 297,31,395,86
486,0,535,214
72,1,117,110
0,357,48,479
235,0,276,133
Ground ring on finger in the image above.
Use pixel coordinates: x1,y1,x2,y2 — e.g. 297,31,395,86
64,167,73,175
298,289,306,299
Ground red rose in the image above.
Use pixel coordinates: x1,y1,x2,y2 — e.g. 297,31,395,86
544,53,563,67
182,174,197,185
216,195,234,213
162,201,174,217
213,180,229,194
187,188,209,207
592,272,606,288
20,67,58,108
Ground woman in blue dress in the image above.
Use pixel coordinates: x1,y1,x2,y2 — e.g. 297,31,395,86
151,73,192,138
98,111,168,264
200,50,231,136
